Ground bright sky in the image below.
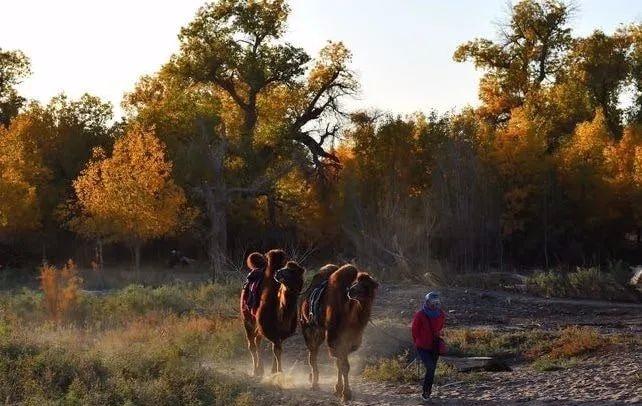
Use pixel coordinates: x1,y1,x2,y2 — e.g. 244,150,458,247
1,1,641,118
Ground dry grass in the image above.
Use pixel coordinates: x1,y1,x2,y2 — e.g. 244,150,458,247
0,282,256,405
444,327,551,358
362,352,465,385
527,326,611,360
527,268,639,302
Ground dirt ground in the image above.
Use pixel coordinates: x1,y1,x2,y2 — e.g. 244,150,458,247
222,284,642,405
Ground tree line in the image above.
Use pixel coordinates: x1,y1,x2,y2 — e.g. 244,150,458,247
2,0,642,278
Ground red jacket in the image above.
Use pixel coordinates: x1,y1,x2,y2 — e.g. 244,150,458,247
411,309,445,350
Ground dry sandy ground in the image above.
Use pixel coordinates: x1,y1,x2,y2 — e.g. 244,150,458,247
220,284,642,405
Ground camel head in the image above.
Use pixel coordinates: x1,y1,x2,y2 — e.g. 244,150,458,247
347,272,379,302
274,261,305,292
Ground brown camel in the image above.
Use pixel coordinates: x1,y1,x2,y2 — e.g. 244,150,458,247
241,249,305,376
300,264,378,401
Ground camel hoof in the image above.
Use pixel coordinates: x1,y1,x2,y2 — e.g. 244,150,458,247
311,383,320,391
342,389,352,401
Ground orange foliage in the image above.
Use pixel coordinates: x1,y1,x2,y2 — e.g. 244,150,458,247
39,260,82,322
69,127,193,245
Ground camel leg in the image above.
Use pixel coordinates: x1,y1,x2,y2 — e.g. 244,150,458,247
303,326,323,390
308,344,321,390
271,340,283,373
247,337,259,376
334,357,344,396
254,335,264,377
340,355,352,401
244,322,261,377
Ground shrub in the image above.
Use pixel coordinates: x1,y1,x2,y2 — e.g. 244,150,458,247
548,326,605,359
527,326,610,360
444,328,551,358
531,356,577,372
39,260,83,322
526,270,569,297
362,353,417,383
362,353,473,384
527,267,638,301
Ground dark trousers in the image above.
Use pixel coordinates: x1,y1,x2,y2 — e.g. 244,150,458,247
417,348,438,396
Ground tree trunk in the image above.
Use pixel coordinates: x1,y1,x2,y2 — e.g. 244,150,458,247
205,184,228,282
197,121,229,283
133,241,141,279
95,238,105,289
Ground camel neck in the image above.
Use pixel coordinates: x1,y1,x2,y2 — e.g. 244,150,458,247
349,297,374,328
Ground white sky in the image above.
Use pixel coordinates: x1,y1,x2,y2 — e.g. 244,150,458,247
1,1,641,119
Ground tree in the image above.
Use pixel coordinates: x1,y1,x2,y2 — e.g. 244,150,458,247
70,128,192,272
0,48,31,126
567,30,630,135
0,113,52,238
454,0,573,122
556,109,614,256
127,0,357,278
620,24,642,123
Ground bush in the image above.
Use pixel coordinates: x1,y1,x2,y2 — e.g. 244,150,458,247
527,267,638,301
0,280,258,405
0,337,253,405
527,326,610,360
444,328,550,358
527,270,569,297
362,353,473,385
362,353,417,383
39,260,83,322
531,356,577,372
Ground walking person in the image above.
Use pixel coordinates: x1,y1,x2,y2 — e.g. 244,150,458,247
411,291,446,402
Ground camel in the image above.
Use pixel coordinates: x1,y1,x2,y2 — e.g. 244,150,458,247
300,264,379,401
241,249,305,376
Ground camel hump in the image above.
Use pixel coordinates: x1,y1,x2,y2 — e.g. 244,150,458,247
265,249,287,276
246,252,267,270
285,260,304,272
320,263,340,277
329,264,359,290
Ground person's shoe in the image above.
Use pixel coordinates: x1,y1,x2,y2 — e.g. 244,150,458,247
421,393,431,402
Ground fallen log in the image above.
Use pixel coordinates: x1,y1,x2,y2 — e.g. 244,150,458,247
440,356,511,372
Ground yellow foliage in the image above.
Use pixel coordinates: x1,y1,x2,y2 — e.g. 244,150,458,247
0,115,52,233
557,109,612,212
39,260,82,322
490,108,548,235
70,127,193,245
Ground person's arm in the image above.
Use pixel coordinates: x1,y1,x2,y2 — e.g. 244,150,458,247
411,312,422,343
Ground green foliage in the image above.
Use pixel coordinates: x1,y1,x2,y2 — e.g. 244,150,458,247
0,48,31,126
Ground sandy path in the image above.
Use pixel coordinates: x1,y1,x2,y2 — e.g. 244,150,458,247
217,284,642,405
